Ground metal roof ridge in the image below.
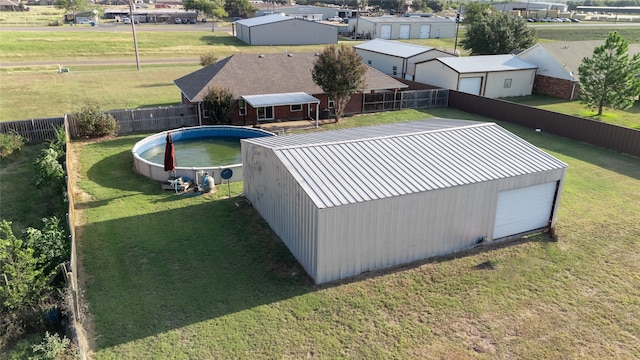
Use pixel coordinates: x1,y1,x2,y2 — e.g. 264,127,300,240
271,122,496,150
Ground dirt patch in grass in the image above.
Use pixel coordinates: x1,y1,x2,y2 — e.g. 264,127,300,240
67,139,98,359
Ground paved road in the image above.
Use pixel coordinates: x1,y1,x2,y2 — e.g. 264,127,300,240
0,57,200,68
0,22,232,32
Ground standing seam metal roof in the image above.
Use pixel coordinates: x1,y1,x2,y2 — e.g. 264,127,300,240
354,39,435,58
431,54,537,73
243,93,320,107
236,14,292,26
244,120,567,208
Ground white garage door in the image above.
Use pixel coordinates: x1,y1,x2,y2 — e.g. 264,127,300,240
380,25,391,39
493,182,558,239
399,24,410,39
419,24,430,38
458,77,482,95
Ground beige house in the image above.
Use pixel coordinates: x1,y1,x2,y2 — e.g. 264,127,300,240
415,55,538,98
354,39,455,81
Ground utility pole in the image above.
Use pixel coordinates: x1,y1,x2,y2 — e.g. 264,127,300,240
354,0,359,40
128,0,141,71
453,5,461,55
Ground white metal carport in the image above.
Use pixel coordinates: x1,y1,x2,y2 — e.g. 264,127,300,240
242,92,320,127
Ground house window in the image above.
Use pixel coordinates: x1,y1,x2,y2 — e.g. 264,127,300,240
257,106,274,120
367,60,372,65
504,78,512,88
291,104,302,112
392,66,398,76
238,99,247,115
203,108,210,118
328,99,334,109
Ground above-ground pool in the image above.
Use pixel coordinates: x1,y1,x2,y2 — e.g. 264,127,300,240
132,126,275,185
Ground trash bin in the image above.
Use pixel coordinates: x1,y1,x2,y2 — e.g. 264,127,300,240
90,21,96,26
320,108,330,120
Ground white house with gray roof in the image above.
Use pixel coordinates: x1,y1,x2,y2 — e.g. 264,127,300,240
414,55,538,98
354,39,455,80
234,14,338,45
242,119,567,284
352,16,456,40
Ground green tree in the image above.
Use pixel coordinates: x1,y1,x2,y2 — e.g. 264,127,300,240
0,221,50,311
425,0,442,12
460,1,491,25
54,0,87,21
183,0,213,17
312,45,368,122
24,217,69,275
224,0,257,18
203,86,235,124
578,31,640,116
460,10,535,55
212,0,229,21
0,220,53,347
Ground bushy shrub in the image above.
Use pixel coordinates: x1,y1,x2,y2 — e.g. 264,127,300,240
0,220,52,347
47,126,66,163
24,217,69,275
73,105,118,138
0,131,26,159
31,332,76,360
34,147,65,189
203,86,234,124
200,52,218,66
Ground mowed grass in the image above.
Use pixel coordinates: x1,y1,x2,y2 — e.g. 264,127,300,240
502,94,640,129
535,26,640,43
0,64,200,120
0,143,51,232
71,109,640,359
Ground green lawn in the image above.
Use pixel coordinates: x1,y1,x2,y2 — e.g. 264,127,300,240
502,94,640,129
68,109,640,359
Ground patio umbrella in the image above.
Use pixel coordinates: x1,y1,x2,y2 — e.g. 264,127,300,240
163,132,176,173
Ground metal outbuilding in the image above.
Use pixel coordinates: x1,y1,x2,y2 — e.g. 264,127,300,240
414,55,538,98
354,39,455,80
234,14,338,45
242,119,567,284
352,16,456,40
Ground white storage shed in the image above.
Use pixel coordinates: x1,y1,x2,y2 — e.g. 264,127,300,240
242,120,567,284
234,14,338,45
414,55,537,98
353,16,456,40
354,39,455,80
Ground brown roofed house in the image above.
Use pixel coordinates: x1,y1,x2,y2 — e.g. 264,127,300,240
174,52,408,126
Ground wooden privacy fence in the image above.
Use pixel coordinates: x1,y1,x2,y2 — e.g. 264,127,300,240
448,91,640,158
363,89,449,112
0,117,66,144
1,105,200,142
66,105,199,137
105,105,199,135
62,118,88,359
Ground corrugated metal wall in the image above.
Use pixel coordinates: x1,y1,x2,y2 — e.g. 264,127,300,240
245,139,565,284
242,141,319,280
314,169,565,284
243,123,567,284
